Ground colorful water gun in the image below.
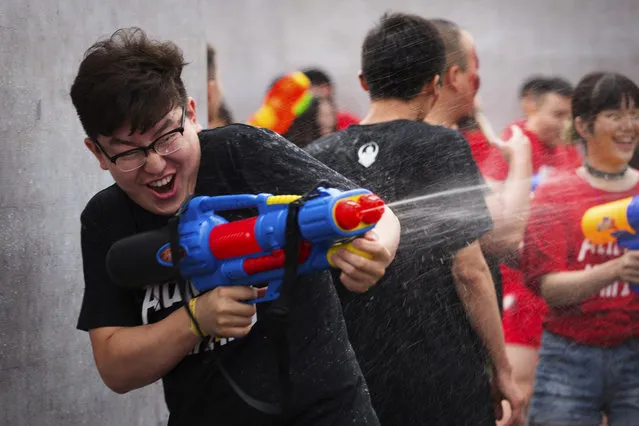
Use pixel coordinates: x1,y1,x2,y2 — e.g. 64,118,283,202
581,195,639,292
247,71,313,135
106,186,385,303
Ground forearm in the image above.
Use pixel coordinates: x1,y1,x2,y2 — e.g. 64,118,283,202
371,207,400,259
540,259,620,307
91,307,200,393
453,243,509,370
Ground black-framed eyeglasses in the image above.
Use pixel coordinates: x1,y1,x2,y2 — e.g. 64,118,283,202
93,104,187,172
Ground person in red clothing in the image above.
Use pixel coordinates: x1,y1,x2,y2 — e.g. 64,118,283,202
492,77,580,419
522,72,639,426
457,114,509,181
302,67,361,130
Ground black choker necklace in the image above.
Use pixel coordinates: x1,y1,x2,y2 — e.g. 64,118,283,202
584,162,628,180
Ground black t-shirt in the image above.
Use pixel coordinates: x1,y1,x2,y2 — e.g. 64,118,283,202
306,120,496,425
77,124,380,426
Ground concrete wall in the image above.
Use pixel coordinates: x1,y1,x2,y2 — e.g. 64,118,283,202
1,1,638,425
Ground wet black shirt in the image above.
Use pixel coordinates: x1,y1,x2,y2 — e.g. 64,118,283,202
77,125,380,426
306,120,496,425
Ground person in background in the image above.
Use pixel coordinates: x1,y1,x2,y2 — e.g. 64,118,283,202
217,100,234,126
302,67,361,130
283,96,336,148
307,13,523,425
518,76,549,121
522,71,639,426
206,44,232,129
489,77,581,421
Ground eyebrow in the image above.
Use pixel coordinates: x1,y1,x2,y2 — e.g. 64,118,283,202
108,137,139,147
151,117,174,139
108,116,177,146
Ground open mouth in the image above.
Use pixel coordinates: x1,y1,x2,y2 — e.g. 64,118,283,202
147,174,176,196
614,139,636,152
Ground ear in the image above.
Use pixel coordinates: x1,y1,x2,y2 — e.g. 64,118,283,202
84,138,109,171
447,65,463,92
186,97,202,132
358,71,369,92
420,75,440,105
574,116,591,139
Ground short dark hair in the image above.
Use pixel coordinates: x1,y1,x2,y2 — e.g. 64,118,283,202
536,77,574,101
302,68,332,87
519,76,547,99
283,97,329,148
207,44,216,81
570,72,639,139
429,19,468,72
362,12,445,101
70,27,188,140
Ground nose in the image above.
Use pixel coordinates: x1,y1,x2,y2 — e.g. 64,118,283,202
143,151,167,175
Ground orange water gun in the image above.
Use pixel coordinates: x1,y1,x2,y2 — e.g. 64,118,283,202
248,72,313,135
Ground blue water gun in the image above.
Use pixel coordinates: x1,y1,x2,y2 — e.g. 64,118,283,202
106,186,385,303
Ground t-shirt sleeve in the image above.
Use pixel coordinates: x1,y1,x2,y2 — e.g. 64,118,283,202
76,211,142,331
223,125,358,194
521,186,569,295
401,128,494,255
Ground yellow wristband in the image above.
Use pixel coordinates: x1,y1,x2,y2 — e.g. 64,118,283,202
188,298,209,338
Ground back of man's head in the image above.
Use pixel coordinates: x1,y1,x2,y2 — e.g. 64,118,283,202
361,12,445,101
70,27,188,140
428,19,468,73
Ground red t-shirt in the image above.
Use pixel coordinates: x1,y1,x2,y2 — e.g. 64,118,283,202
522,170,639,346
501,123,583,176
336,110,360,131
462,129,509,181
499,122,583,346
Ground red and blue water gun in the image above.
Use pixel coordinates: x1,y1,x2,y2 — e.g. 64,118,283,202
106,186,385,303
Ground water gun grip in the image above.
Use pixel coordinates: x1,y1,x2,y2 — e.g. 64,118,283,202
327,240,374,267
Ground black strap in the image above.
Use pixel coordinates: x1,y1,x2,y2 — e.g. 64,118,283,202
266,181,329,413
168,182,327,418
169,202,282,416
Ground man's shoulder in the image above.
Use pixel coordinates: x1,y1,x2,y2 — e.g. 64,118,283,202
200,124,285,147
82,184,125,216
81,184,132,232
305,130,347,157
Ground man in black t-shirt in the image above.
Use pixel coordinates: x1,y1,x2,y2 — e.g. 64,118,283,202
306,13,522,425
70,28,401,426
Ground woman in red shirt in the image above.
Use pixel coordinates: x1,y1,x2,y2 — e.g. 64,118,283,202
522,72,639,426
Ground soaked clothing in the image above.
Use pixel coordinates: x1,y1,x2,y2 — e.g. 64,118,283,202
523,170,639,423
306,120,496,425
523,170,639,346
77,125,380,426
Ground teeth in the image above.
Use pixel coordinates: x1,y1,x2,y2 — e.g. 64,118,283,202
149,175,173,187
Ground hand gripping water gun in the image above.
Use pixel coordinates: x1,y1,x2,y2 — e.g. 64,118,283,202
247,71,313,135
106,186,385,304
581,195,639,293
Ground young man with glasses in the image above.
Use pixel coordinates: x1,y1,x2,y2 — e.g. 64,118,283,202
72,27,400,425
